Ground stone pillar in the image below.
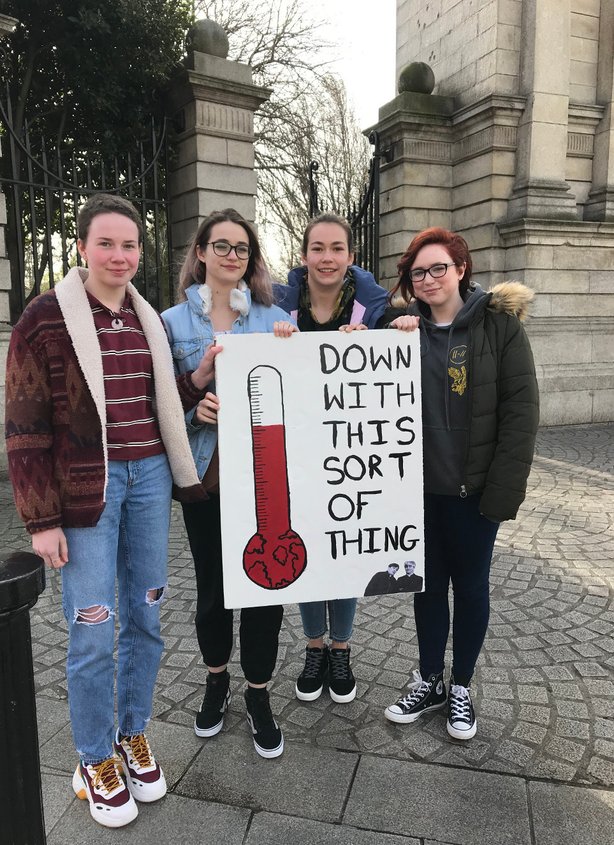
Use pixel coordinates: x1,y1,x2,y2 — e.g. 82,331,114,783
165,21,271,267
372,64,454,287
585,3,614,221
0,14,18,472
508,0,578,219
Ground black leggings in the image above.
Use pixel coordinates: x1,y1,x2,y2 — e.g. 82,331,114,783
181,496,283,685
414,493,499,687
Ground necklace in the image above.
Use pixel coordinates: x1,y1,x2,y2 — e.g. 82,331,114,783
99,302,125,329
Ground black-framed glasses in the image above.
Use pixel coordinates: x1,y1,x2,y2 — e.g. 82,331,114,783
206,240,252,260
409,262,455,283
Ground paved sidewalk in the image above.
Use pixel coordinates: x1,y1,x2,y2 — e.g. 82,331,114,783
3,423,614,844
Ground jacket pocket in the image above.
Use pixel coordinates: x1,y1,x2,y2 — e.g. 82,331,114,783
171,340,203,371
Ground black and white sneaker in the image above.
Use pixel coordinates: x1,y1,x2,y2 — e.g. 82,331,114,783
194,670,231,737
446,680,477,740
328,647,357,703
295,646,328,701
245,687,284,758
384,669,446,724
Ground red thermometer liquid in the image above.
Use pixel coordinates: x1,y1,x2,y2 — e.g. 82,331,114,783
242,366,307,589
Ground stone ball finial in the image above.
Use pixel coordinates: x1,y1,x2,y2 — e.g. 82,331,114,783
186,19,229,58
398,62,435,95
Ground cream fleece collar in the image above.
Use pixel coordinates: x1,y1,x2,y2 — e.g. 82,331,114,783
54,267,200,492
198,279,250,317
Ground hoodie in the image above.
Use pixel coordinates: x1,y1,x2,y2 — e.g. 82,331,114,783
402,280,539,520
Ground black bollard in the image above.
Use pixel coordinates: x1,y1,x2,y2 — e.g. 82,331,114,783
0,552,46,845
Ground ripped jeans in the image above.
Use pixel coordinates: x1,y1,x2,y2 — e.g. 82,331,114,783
62,454,172,764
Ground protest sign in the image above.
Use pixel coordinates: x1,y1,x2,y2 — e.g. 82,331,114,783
216,329,424,608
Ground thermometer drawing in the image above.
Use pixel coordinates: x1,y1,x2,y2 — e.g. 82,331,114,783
243,365,307,589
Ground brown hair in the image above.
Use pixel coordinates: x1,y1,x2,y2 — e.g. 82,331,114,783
177,209,273,306
301,213,354,256
392,227,472,303
77,193,143,244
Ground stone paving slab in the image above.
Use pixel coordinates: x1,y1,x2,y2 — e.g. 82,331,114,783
344,756,532,845
41,771,73,837
175,734,359,822
45,792,250,845
529,781,614,845
245,812,420,844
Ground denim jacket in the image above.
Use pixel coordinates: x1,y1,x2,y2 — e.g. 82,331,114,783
162,281,295,481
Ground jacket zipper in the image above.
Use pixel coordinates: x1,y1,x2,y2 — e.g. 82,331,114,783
459,315,476,499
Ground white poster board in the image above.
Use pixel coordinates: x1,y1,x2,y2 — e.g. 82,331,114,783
216,330,424,608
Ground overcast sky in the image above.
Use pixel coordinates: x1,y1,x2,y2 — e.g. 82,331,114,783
312,0,397,130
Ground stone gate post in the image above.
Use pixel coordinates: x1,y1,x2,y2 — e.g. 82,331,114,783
165,21,271,275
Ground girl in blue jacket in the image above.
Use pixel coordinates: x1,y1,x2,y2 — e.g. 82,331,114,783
274,212,388,706
162,209,295,760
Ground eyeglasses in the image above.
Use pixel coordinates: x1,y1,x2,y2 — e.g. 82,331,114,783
409,262,455,283
206,240,251,260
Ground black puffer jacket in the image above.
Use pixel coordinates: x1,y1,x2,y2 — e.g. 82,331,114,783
382,282,540,522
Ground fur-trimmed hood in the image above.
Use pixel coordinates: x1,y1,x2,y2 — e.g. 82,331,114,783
487,281,534,322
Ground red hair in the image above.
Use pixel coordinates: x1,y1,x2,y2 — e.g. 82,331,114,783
391,227,473,303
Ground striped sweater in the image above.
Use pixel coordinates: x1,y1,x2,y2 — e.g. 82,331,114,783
5,267,204,534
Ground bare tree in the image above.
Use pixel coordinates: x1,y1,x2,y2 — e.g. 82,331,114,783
194,0,370,274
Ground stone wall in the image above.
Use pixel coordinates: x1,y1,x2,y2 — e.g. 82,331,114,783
396,0,523,104
388,0,614,425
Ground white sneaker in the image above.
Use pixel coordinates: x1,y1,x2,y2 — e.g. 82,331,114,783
72,757,138,828
114,730,167,802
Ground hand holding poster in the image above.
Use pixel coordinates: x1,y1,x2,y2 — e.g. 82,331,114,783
216,329,424,608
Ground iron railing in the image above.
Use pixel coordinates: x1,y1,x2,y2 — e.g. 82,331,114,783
308,130,391,277
0,84,173,323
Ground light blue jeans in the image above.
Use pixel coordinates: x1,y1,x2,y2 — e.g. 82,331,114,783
62,454,172,764
299,599,357,643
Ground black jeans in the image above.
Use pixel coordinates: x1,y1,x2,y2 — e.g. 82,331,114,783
181,496,283,685
414,493,500,687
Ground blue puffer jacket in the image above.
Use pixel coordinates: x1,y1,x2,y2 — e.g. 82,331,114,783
162,281,295,480
274,264,388,328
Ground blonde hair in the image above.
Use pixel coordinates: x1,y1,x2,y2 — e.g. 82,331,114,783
177,209,273,306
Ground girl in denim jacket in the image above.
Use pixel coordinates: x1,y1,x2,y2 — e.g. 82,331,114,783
162,209,295,759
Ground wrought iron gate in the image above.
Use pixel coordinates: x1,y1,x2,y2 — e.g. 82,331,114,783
0,84,172,324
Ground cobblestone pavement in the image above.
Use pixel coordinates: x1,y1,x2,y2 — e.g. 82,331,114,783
3,423,614,843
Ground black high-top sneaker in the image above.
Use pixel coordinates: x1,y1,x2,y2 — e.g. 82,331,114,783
194,670,231,737
384,669,446,723
446,677,477,740
328,647,357,703
295,645,329,701
244,687,284,758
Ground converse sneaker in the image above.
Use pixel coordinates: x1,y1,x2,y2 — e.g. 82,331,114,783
195,670,231,737
328,647,357,703
72,757,138,828
446,680,477,740
295,646,328,701
244,687,284,758
114,730,167,802
384,669,446,724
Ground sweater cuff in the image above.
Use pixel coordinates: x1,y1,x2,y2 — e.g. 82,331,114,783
177,371,207,408
27,514,63,535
